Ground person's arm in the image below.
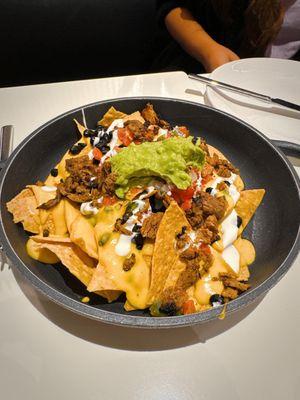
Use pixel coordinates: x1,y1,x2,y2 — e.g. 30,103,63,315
165,7,239,72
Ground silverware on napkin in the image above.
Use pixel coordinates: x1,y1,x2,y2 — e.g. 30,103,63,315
188,73,300,113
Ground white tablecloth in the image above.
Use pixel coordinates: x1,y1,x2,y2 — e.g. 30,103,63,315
0,71,299,400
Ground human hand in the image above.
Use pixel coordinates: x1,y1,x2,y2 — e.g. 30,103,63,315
201,42,240,72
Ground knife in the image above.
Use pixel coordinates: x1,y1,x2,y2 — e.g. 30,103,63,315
188,73,300,113
0,125,14,170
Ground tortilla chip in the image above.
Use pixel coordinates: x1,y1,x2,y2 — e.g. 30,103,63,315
74,119,87,136
123,111,145,124
6,188,40,233
64,200,80,232
26,238,60,264
207,144,228,160
147,202,191,304
234,175,244,192
31,235,72,244
95,290,123,303
235,189,265,233
125,187,145,200
98,107,127,127
88,202,153,309
64,200,98,259
32,237,96,286
28,185,68,236
70,215,98,259
88,262,119,292
124,300,137,311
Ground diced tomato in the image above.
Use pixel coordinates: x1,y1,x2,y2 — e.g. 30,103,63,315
178,126,190,137
171,185,195,210
118,127,134,146
182,300,196,315
92,147,102,160
200,243,211,255
181,199,192,211
102,196,118,206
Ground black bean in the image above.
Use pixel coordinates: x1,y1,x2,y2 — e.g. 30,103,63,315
206,187,213,194
83,129,94,137
237,215,242,228
77,142,87,148
224,181,231,186
92,158,100,165
50,168,58,177
90,136,95,146
149,195,166,213
69,145,81,155
159,302,178,316
121,212,131,224
43,229,49,237
99,145,110,154
176,226,187,239
209,294,225,307
132,224,141,233
132,233,144,250
192,136,197,145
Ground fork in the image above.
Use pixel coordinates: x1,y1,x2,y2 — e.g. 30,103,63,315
0,125,14,270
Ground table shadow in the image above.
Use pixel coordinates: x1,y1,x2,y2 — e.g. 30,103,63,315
13,267,265,352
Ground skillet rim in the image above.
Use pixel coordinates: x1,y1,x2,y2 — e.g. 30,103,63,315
0,96,299,328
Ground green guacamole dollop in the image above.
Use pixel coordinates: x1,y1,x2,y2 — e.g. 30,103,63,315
110,137,205,198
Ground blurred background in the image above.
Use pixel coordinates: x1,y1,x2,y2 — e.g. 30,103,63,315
0,0,165,87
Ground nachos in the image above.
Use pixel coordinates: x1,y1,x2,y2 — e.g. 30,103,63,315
7,103,265,316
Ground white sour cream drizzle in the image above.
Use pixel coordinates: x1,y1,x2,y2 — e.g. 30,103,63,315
221,209,239,248
154,128,168,141
222,245,240,273
41,185,57,192
80,201,99,216
115,198,151,257
88,149,94,160
208,173,240,205
115,234,132,257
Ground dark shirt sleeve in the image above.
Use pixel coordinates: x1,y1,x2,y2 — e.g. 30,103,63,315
156,0,191,26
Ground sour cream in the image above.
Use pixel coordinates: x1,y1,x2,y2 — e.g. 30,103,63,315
208,173,240,205
41,185,57,192
221,209,238,248
88,149,94,160
115,234,133,257
107,119,124,133
80,201,99,216
222,245,240,273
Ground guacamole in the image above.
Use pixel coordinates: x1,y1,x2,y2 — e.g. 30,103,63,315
110,137,205,197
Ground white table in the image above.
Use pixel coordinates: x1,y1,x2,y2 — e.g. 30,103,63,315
0,71,299,400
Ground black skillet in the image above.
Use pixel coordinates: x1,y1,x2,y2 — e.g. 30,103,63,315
0,97,300,328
